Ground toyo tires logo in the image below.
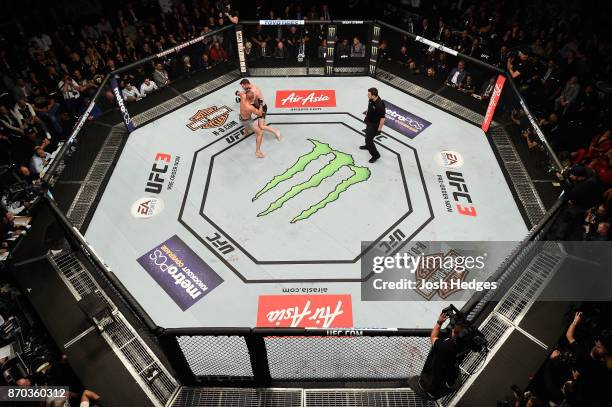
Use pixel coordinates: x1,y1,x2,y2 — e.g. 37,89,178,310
252,139,371,223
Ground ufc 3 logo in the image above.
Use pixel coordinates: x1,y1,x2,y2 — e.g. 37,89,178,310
145,153,172,194
446,171,477,217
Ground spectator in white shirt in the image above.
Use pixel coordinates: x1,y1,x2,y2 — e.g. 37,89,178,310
31,33,52,52
30,148,51,176
140,78,158,97
122,82,142,103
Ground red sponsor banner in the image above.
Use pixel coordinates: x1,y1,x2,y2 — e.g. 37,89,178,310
257,294,353,328
275,90,337,109
481,75,506,133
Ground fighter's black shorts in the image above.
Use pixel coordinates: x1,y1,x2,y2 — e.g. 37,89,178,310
252,100,268,119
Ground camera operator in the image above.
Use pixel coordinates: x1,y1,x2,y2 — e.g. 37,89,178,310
419,312,465,397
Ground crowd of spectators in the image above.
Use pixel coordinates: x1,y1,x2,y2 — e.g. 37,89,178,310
0,276,102,407
498,305,612,407
242,4,369,64
0,0,250,263
375,0,611,240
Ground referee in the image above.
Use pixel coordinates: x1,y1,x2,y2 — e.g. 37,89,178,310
360,87,385,163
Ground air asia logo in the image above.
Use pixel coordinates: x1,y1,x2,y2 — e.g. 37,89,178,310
252,139,370,223
187,105,232,131
131,197,165,218
137,235,223,311
436,151,464,169
257,294,353,328
414,250,469,300
382,101,431,139
275,90,336,110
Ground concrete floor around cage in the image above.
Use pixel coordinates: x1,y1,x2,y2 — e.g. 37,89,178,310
84,76,529,329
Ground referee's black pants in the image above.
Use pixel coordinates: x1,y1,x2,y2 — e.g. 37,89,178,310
364,122,380,158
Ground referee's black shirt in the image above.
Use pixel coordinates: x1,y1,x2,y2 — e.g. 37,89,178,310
365,97,386,124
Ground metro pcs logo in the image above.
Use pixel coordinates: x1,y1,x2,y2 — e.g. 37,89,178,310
275,90,336,109
380,101,431,139
257,294,353,328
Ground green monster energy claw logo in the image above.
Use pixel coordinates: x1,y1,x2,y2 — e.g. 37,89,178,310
252,139,371,223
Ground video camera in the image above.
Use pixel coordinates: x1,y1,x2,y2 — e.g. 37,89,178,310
441,305,488,353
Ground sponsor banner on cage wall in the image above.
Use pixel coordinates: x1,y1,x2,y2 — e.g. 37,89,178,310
137,235,223,310
259,19,305,26
275,90,336,111
110,78,135,132
256,294,353,328
481,75,506,132
382,101,431,139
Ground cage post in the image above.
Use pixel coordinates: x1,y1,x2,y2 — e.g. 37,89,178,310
369,23,381,77
235,24,248,77
245,332,271,386
325,24,337,76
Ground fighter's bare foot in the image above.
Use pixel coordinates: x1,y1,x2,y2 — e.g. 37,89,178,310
274,130,282,141
256,151,265,158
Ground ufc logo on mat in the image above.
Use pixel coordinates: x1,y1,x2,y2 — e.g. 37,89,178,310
252,139,370,223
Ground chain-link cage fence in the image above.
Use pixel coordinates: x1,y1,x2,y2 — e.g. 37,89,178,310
161,329,431,385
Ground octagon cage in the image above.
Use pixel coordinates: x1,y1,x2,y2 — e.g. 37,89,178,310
38,18,566,406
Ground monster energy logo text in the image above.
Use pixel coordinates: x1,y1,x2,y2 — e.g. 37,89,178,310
252,139,371,223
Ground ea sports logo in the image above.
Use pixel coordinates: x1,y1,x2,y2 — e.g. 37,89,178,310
131,197,165,218
436,151,464,169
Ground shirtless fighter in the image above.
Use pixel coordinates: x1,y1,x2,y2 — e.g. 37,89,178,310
239,90,266,157
239,79,281,140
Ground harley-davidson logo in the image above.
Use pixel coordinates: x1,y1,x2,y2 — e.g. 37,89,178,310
415,249,468,300
187,105,232,131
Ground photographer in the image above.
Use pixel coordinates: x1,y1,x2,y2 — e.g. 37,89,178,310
57,73,83,116
409,306,485,400
419,312,464,397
